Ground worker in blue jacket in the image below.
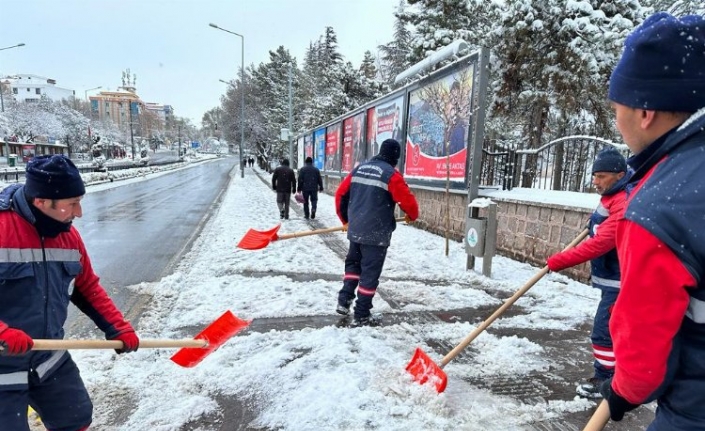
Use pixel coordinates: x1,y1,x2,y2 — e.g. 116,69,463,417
0,155,139,431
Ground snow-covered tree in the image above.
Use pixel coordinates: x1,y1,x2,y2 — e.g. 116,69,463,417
201,107,223,137
249,46,299,162
378,0,414,87
398,0,476,64
299,28,348,127
359,51,378,80
643,0,705,15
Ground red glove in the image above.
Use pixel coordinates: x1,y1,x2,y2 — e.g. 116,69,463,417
0,327,34,355
110,330,139,354
547,254,568,272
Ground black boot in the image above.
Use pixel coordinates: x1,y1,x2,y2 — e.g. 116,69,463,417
311,209,316,219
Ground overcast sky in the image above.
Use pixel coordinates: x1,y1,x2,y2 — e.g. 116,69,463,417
0,0,399,125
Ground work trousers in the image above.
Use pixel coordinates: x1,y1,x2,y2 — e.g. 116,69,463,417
276,192,291,218
337,241,388,319
0,356,92,431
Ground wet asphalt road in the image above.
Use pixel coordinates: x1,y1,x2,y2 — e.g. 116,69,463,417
69,157,237,327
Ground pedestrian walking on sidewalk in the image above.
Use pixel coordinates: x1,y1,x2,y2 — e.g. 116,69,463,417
335,139,419,327
297,157,323,219
272,159,296,220
547,147,630,399
0,155,139,431
595,13,705,429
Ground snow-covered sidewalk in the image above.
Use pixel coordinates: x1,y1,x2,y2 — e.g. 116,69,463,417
73,165,633,430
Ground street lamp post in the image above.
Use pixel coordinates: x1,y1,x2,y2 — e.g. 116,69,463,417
287,62,293,167
0,43,26,113
1,43,26,162
84,86,102,101
209,22,245,178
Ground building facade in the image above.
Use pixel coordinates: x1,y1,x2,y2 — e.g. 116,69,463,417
1,74,75,103
89,86,145,129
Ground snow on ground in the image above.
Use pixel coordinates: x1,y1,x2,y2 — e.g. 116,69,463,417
33,161,602,430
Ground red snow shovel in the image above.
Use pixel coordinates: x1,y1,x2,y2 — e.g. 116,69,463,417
406,228,589,393
24,310,251,368
237,217,407,250
582,400,610,431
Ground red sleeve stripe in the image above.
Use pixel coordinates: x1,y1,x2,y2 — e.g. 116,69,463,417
593,345,615,368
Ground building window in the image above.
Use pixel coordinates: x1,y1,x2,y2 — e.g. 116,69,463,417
27,88,30,92
35,88,41,95
12,88,18,94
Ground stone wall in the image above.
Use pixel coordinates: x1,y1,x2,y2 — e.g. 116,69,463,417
322,174,593,283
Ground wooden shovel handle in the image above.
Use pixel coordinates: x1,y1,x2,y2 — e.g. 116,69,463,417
440,228,589,367
278,225,347,240
583,400,610,431
30,338,208,350
277,217,407,240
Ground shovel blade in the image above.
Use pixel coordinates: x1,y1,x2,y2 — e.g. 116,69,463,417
405,347,448,393
236,224,282,250
170,310,251,367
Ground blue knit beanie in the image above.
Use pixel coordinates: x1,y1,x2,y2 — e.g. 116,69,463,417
24,155,86,199
608,12,705,112
378,139,401,166
592,148,627,174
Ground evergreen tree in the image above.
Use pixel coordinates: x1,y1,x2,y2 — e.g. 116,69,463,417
488,0,646,186
359,51,378,80
299,27,348,128
398,0,474,64
250,46,299,162
378,0,414,86
643,0,705,15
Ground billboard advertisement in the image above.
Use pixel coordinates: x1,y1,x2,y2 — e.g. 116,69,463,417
366,96,403,160
314,128,325,170
297,136,305,167
403,66,474,180
342,117,354,172
325,122,341,172
304,134,313,160
351,112,366,169
341,113,365,172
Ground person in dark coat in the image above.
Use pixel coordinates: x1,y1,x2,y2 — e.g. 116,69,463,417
596,13,705,429
547,148,630,398
0,155,139,430
334,139,419,326
297,157,323,219
272,159,296,220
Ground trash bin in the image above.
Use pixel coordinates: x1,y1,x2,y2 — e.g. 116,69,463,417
8,154,17,167
465,217,487,256
465,198,498,277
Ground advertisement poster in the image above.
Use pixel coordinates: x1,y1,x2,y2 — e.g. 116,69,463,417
314,128,325,170
21,144,36,162
404,66,474,180
341,117,354,172
351,112,365,168
366,96,403,160
325,122,341,171
298,136,306,167
303,134,313,160
366,107,376,157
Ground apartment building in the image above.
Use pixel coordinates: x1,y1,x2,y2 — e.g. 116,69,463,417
1,74,75,103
